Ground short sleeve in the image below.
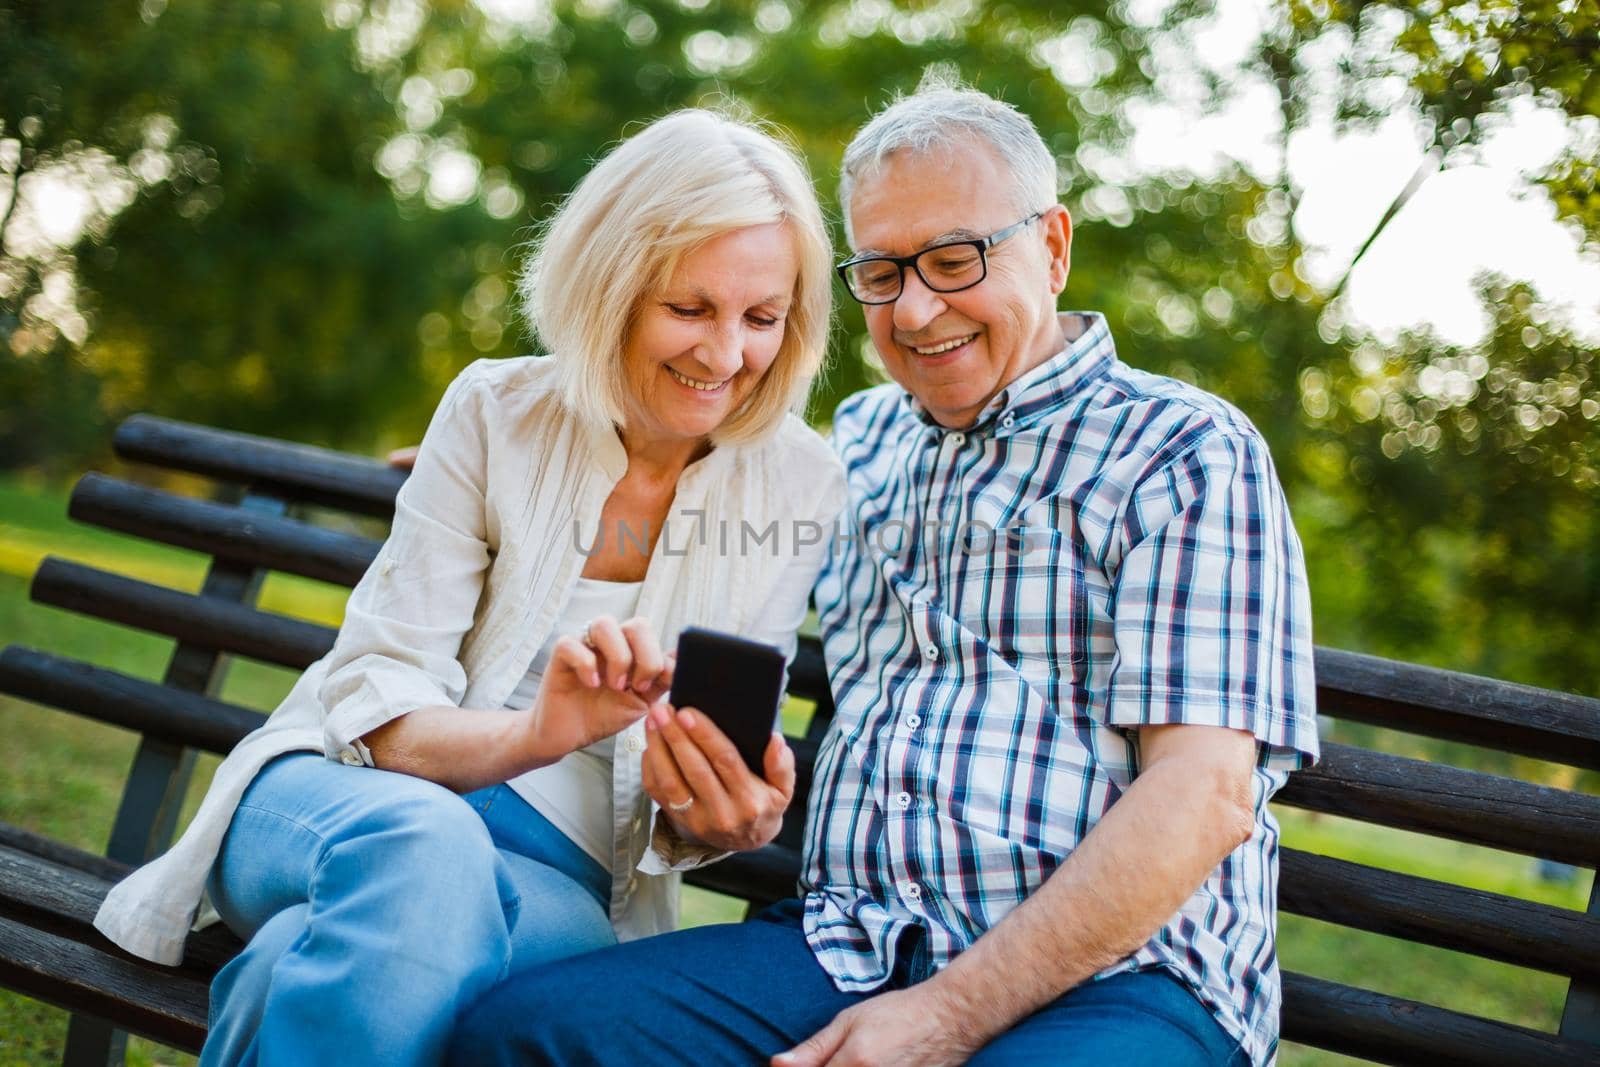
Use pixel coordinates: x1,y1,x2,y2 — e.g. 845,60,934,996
318,365,493,762
1103,430,1318,771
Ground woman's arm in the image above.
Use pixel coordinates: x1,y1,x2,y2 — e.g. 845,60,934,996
363,623,672,793
321,365,673,788
317,367,494,764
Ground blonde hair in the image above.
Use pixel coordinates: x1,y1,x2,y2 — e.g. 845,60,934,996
520,109,832,445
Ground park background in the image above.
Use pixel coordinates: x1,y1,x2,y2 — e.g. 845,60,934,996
1,0,1596,1063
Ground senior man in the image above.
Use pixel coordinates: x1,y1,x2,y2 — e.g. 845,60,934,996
447,80,1318,1067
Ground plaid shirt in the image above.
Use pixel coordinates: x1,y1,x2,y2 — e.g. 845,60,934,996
802,312,1318,1066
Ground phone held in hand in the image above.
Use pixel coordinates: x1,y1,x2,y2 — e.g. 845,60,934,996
668,627,786,776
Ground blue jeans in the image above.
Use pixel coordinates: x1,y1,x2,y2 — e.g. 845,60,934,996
202,752,615,1067
447,899,1247,1066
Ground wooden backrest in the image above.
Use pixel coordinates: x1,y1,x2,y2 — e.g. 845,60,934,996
2,413,1596,1066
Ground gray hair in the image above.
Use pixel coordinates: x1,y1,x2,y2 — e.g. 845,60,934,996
838,69,1059,244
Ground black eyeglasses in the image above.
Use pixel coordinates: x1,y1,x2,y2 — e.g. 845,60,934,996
836,211,1044,305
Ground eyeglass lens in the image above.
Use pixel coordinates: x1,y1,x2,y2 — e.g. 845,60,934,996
844,242,986,302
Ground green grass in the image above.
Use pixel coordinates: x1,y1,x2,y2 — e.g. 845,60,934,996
0,473,1592,1065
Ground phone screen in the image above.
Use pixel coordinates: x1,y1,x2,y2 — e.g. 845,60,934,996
667,627,786,775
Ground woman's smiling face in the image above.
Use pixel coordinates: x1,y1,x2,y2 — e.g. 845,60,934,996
620,223,799,447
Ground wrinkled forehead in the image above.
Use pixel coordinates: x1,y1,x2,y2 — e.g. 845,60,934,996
845,141,1021,256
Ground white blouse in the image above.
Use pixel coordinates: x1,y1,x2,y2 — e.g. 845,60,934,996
94,355,847,966
506,575,642,867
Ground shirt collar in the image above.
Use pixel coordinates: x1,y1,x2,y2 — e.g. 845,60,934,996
900,311,1118,437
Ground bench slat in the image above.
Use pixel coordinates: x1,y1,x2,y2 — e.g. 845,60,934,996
0,826,130,885
786,640,831,710
0,647,266,755
777,740,1600,876
691,844,1600,982
69,474,379,586
115,414,406,520
0,915,207,1053
1279,848,1600,979
26,555,836,735
0,840,240,977
1277,742,1600,867
1281,970,1597,1066
32,557,336,671
1316,647,1600,772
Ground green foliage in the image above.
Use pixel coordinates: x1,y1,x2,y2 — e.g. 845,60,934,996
1280,0,1599,242
1,0,1596,694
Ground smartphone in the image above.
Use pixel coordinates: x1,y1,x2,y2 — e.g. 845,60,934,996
668,627,786,776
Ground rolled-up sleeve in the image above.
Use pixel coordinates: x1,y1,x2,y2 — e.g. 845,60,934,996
1102,429,1318,771
319,366,493,764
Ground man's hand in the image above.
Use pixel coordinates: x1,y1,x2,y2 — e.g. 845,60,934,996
772,985,983,1067
641,704,795,852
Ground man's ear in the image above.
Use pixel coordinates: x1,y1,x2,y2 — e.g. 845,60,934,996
1042,204,1072,295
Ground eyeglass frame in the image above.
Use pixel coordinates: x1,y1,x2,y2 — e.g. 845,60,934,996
835,210,1046,305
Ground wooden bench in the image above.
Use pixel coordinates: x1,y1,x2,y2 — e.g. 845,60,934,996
2,414,1598,1066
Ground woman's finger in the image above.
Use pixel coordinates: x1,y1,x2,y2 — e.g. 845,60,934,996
549,636,601,688
642,708,694,808
583,615,631,691
762,732,796,802
673,707,758,796
618,617,665,694
656,708,734,818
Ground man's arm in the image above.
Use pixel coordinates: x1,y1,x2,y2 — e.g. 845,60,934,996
775,722,1257,1067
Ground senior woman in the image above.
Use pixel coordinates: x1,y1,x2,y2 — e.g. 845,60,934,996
91,109,846,1066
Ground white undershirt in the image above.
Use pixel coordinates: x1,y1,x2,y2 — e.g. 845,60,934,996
502,576,644,867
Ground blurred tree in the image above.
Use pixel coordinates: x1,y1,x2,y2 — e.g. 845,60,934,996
1,0,1595,698
1,1,497,470
1239,0,1600,691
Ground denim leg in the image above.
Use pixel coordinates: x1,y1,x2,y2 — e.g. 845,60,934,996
965,970,1248,1067
200,903,309,1067
463,785,611,908
447,900,870,1067
204,753,518,1067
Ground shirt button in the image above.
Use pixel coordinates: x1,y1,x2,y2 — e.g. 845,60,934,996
338,748,363,766
950,432,966,446
1001,412,1016,429
923,643,939,662
379,559,395,576
903,881,922,902
894,791,912,810
905,713,922,730
625,734,644,753
625,875,638,896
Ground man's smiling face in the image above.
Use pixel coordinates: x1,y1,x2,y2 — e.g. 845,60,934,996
847,140,1072,429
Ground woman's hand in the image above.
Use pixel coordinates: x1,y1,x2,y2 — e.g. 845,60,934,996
640,704,796,852
525,615,673,762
